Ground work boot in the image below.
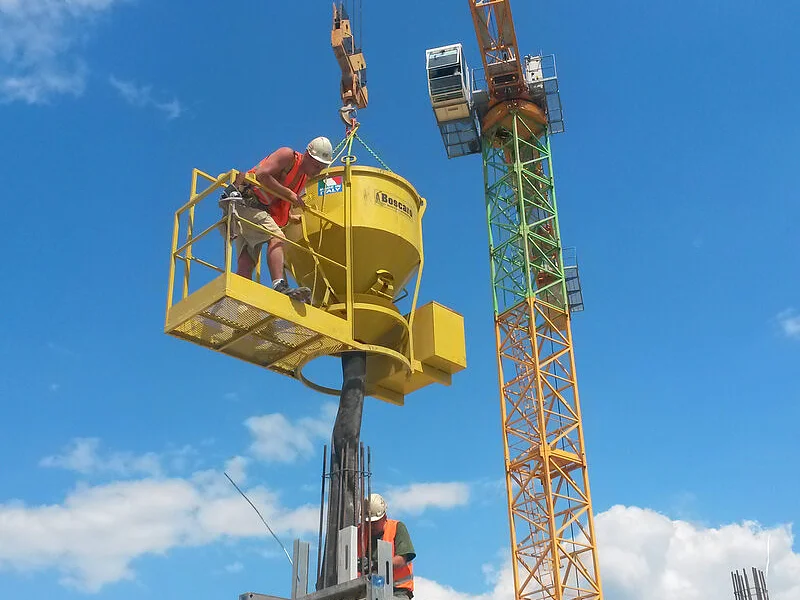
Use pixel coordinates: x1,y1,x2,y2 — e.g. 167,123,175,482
273,280,312,304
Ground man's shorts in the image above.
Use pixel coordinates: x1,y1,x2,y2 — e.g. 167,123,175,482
220,194,286,261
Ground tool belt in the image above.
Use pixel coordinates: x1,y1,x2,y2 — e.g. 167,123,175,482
219,183,270,211
217,185,270,242
240,186,271,211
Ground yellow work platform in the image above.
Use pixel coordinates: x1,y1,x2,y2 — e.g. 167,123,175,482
165,157,466,405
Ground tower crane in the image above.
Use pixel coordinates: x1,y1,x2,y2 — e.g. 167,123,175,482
426,3,603,600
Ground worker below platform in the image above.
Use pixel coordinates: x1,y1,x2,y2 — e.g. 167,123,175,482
220,136,334,302
360,493,416,599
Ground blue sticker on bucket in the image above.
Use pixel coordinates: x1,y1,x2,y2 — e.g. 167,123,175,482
318,176,343,195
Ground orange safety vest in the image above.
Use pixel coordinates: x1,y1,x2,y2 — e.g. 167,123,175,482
247,150,307,227
383,519,414,592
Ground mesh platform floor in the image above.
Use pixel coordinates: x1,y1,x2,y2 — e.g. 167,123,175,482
171,296,346,375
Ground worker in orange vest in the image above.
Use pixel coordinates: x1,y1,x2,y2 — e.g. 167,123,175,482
220,137,333,301
360,493,416,599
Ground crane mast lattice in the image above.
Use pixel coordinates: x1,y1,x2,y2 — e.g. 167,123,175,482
427,2,603,600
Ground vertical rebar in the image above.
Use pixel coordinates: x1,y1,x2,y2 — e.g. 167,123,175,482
359,442,365,530
753,567,762,600
337,445,345,532
348,442,358,526
343,442,350,530
366,445,372,571
316,445,327,584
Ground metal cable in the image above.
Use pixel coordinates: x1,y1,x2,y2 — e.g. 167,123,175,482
331,125,392,172
353,133,392,171
332,135,350,159
224,472,293,567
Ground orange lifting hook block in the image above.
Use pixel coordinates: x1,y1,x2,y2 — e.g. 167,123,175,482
164,164,466,405
332,3,367,125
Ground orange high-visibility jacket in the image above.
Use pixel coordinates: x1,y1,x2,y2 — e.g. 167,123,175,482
383,519,413,592
248,150,307,227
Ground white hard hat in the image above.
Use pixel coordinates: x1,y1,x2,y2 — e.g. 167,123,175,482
365,493,387,522
307,136,333,165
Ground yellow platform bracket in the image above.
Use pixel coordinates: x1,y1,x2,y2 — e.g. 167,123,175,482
164,132,466,405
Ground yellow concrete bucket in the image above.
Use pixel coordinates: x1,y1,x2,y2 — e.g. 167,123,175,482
284,165,424,356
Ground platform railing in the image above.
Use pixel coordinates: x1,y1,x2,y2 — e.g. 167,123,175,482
165,162,422,393
167,168,349,307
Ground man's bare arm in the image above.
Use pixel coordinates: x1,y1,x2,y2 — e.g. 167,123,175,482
393,555,413,568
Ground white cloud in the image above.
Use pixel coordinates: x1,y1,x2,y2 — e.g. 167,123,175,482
224,561,244,574
777,309,800,340
46,341,79,358
0,470,318,591
595,505,800,600
416,564,513,600
385,482,470,515
39,438,199,478
224,455,249,485
108,75,183,119
416,506,800,600
0,479,200,590
0,68,85,103
167,445,199,472
40,438,163,477
14,401,800,600
0,0,123,103
245,403,337,463
1,405,475,593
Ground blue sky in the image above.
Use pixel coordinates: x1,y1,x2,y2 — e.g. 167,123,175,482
1,1,799,599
